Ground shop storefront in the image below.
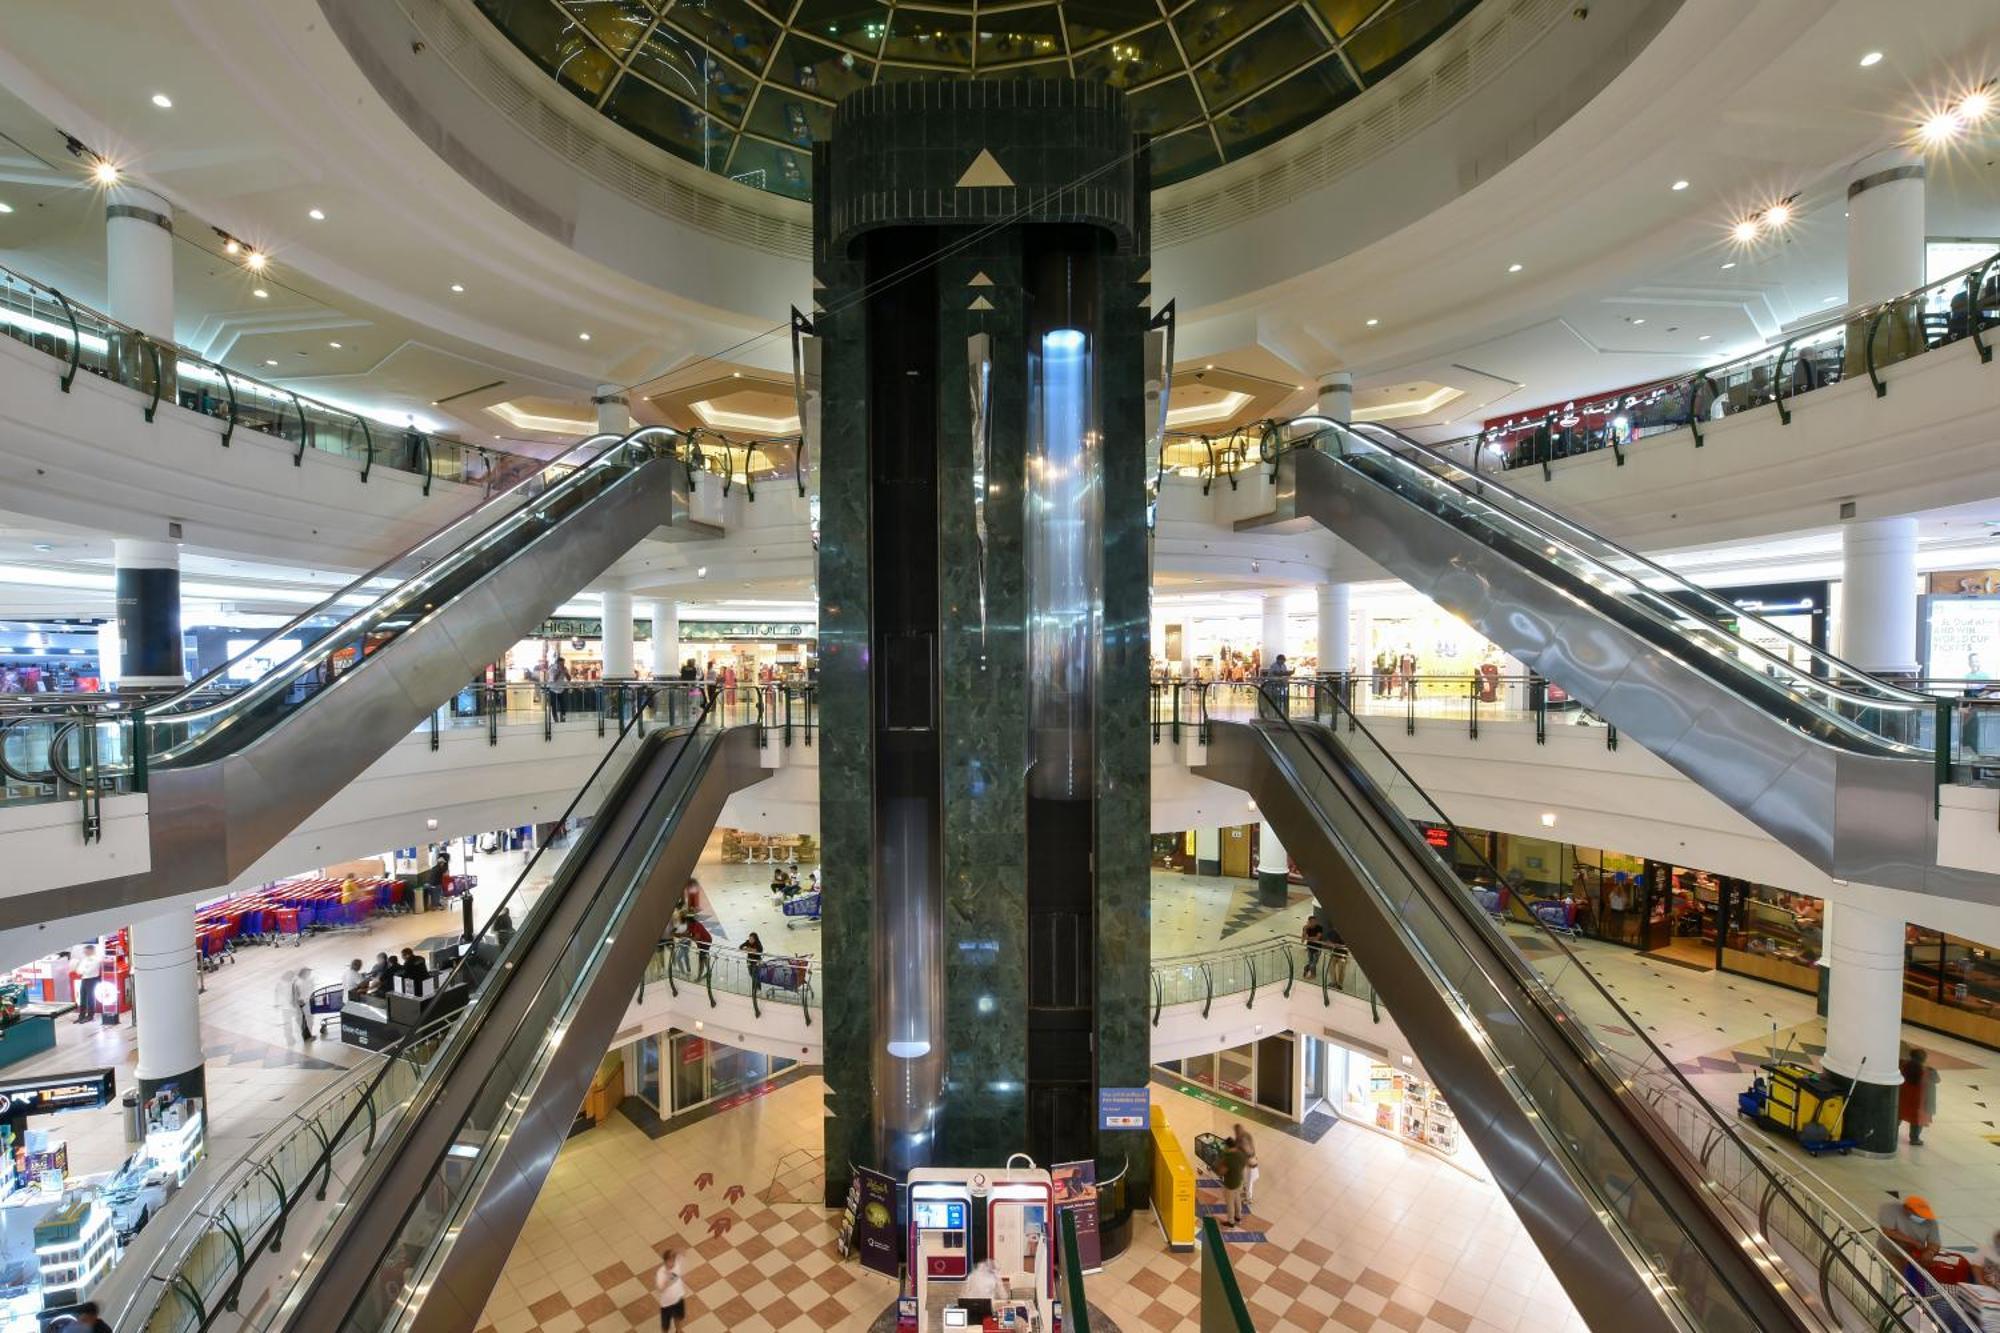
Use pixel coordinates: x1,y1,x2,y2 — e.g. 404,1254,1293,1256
1154,1033,1298,1120
0,620,105,693
625,1029,797,1120
1300,1037,1479,1176
1663,580,1831,674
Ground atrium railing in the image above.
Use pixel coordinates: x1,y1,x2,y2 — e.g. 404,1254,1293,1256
640,939,819,1026
1245,679,1946,1330
1159,257,2000,489
1148,933,1374,1026
0,261,535,494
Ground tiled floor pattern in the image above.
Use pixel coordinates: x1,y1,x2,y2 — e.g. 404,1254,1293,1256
476,1075,1588,1333
1571,939,2000,1254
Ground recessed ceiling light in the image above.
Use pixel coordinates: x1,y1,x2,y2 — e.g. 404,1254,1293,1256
328,340,343,349
1921,111,1964,144
1763,202,1792,228
253,288,269,299
1671,179,1689,191
307,207,326,221
1721,261,1737,270
32,543,52,553
1698,334,1711,341
1732,219,1760,243
450,283,464,293
1632,317,1646,325
0,203,12,215
1822,296,1839,304
578,332,591,341
91,160,119,185
150,93,173,109
1507,263,1523,273
1961,89,1995,122
244,250,267,271
1859,51,1883,67
264,359,278,366
1365,318,1379,326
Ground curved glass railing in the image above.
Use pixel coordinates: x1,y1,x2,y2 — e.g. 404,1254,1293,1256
0,262,530,493
1149,932,1375,1022
1244,680,1946,1331
1260,412,1941,763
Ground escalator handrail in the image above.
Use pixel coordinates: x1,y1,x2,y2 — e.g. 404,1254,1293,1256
147,428,632,714
1280,412,1933,714
300,703,733,1329
1246,681,1932,1330
216,693,710,1327
144,430,698,765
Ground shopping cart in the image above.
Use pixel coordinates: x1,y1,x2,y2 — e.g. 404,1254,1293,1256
1192,1132,1228,1172
1527,898,1580,938
753,957,813,1002
782,891,822,928
309,983,346,1037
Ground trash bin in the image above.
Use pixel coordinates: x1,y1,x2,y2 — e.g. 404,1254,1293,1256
122,1090,145,1144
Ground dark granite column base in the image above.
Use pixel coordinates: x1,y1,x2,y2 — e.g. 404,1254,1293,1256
1844,1079,1901,1156
1256,871,1289,907
138,1063,205,1104
1196,859,1220,877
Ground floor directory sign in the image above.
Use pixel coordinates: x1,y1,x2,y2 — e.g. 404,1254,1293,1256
1098,1086,1149,1129
1051,1160,1102,1272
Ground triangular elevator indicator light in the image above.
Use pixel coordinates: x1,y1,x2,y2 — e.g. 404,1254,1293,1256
957,149,1015,188
968,271,995,287
968,295,996,311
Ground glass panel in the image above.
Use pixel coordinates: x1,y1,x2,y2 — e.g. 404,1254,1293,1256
745,85,831,147
1194,8,1328,110
792,0,890,56
725,137,814,198
765,31,876,99
972,3,1067,67
604,74,736,162
664,0,784,70
1071,21,1179,88
1173,0,1291,64
1064,0,1162,50
1211,50,1355,155
974,57,1071,81
1313,0,1388,38
628,22,714,97
880,7,975,65
1342,0,1477,81
1126,74,1205,139
559,0,659,57
1147,124,1221,184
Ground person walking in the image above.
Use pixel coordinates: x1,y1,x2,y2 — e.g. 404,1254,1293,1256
654,1244,688,1331
1216,1134,1249,1227
288,967,315,1042
1301,917,1325,980
73,943,101,1024
1232,1122,1260,1212
549,654,571,723
1899,1047,1941,1145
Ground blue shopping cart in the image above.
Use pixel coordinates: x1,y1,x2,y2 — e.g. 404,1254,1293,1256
782,891,822,927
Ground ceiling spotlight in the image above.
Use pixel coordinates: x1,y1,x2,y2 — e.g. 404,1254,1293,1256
1365,317,1379,326
328,340,343,349
1721,261,1737,270
91,160,120,185
578,331,592,341
244,250,267,271
1732,219,1760,243
264,358,279,366
253,288,269,299
223,238,239,255
1671,179,1689,191
1507,262,1523,273
1698,334,1711,341
1960,89,1995,122
1762,202,1792,228
449,283,464,293
1539,812,1558,828
1859,51,1883,67
150,93,173,109
307,207,326,221
1921,110,1965,145
1631,317,1646,325
0,203,12,215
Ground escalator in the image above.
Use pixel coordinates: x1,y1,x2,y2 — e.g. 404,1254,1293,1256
1254,416,1975,896
13,427,718,930
257,704,766,1331
1196,690,1936,1333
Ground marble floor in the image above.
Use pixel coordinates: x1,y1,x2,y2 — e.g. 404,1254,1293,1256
474,1074,1585,1333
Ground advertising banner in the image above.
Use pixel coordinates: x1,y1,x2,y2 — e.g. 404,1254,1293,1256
854,1166,902,1277
1051,1160,1103,1273
1098,1086,1149,1130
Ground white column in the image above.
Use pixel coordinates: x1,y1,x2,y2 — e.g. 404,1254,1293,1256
131,901,204,1098
643,599,679,677
1819,901,1908,1154
599,588,634,678
1316,583,1351,676
594,384,632,436
1260,592,1289,672
1194,827,1220,875
1839,517,1919,675
1255,819,1290,904
1847,147,1925,306
105,186,175,339
112,538,183,687
1316,371,1353,424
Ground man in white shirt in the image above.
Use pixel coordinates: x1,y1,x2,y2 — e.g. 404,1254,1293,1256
74,944,101,1024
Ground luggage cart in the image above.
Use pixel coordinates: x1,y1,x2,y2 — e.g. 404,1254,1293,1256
782,890,822,928
309,983,346,1037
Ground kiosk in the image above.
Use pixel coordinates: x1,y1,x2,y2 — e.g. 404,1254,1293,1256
907,1161,1055,1331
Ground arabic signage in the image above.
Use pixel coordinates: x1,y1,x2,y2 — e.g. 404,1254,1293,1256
0,1068,116,1118
1051,1160,1102,1273
854,1166,902,1277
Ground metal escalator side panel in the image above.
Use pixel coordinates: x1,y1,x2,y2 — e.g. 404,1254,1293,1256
1195,721,1820,1333
1286,446,1937,888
